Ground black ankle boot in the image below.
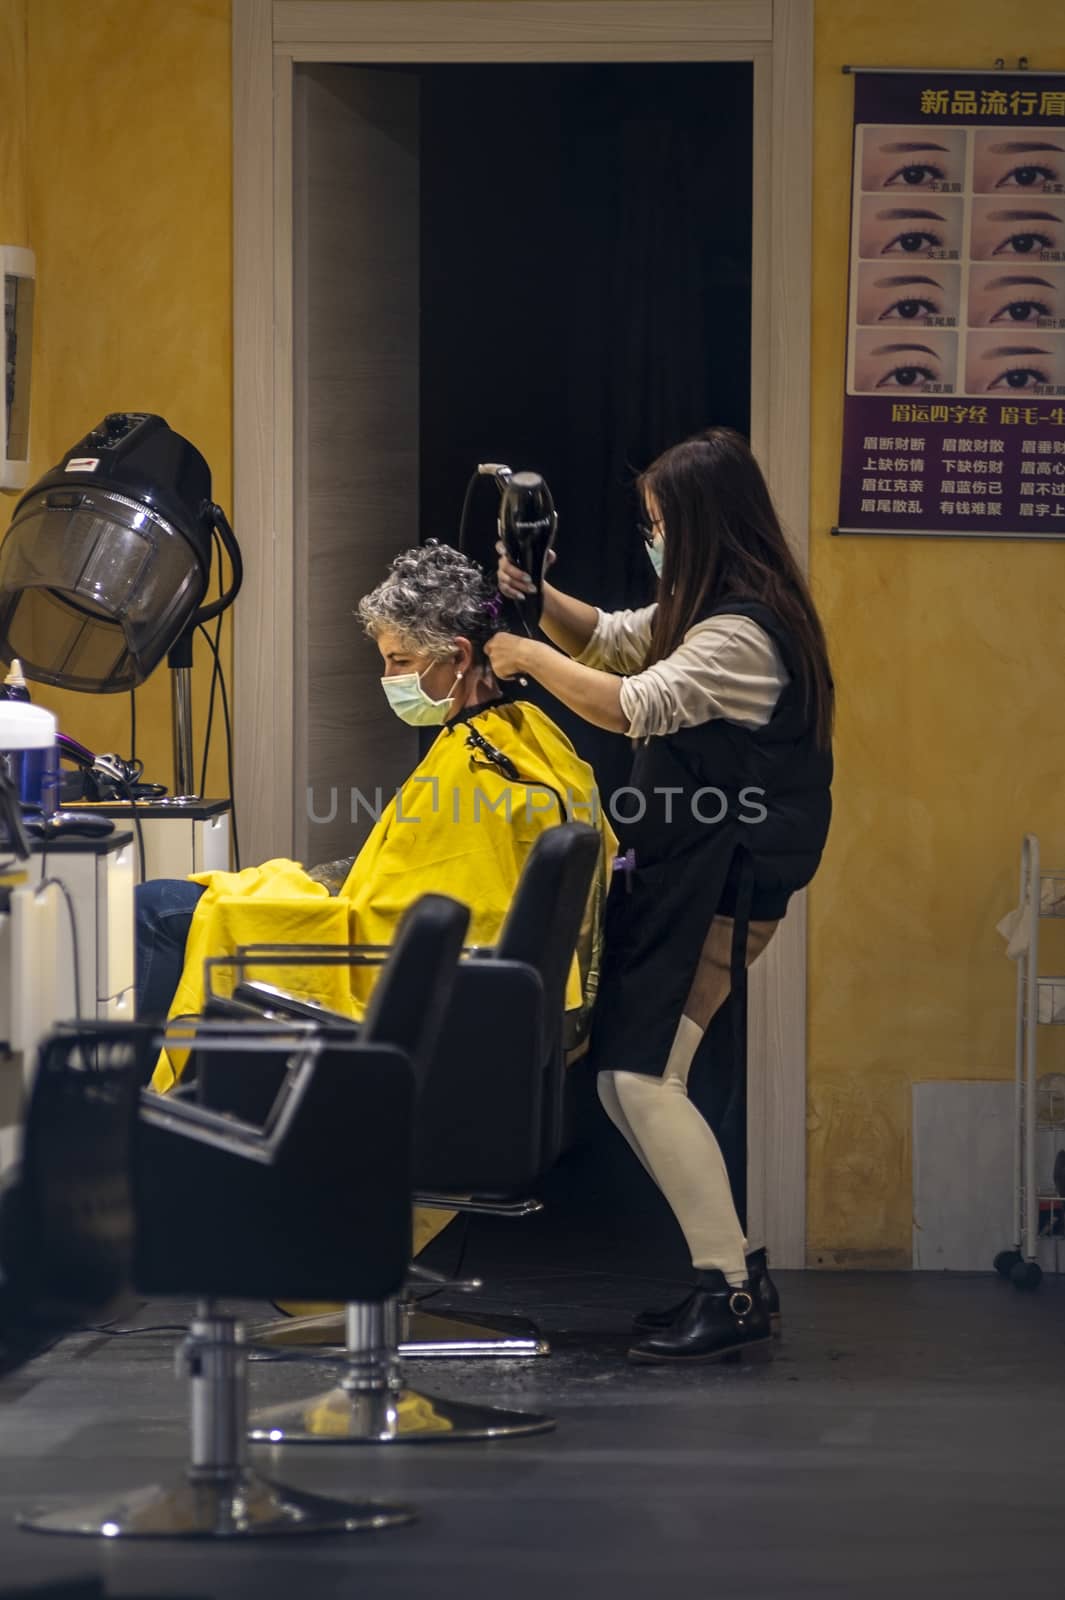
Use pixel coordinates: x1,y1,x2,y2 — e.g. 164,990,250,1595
632,1248,781,1337
629,1271,772,1364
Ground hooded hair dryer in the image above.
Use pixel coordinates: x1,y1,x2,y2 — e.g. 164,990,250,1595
0,412,241,693
0,412,242,798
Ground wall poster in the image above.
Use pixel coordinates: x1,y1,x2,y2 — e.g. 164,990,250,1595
836,71,1065,539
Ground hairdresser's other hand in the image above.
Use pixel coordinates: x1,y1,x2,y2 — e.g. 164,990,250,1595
484,630,537,681
495,539,556,600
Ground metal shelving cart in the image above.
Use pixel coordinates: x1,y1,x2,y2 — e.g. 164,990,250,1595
994,834,1065,1291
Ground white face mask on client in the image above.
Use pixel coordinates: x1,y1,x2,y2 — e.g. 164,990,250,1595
380,665,463,726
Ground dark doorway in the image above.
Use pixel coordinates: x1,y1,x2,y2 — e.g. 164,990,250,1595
416,62,754,791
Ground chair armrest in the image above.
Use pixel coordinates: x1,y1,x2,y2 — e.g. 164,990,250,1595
204,945,394,1008
139,1088,273,1162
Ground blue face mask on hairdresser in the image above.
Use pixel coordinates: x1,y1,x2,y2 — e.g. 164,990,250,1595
647,539,664,578
381,664,463,726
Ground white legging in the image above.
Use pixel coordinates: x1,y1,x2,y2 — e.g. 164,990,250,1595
597,915,778,1287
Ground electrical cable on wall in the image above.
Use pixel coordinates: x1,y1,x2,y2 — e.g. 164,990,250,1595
36,872,83,1022
199,528,227,798
121,778,146,885
196,622,240,871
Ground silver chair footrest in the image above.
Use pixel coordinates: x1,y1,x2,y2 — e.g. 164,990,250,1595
414,1195,544,1217
407,1261,483,1293
402,1308,549,1359
248,1307,550,1359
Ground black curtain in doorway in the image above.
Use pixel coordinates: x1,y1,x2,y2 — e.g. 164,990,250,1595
419,63,753,798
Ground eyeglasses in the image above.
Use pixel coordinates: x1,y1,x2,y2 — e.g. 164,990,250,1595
637,521,657,546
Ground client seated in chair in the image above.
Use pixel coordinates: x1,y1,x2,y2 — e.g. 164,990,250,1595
137,539,616,1094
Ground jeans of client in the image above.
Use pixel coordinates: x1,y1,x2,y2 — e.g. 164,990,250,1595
134,879,206,1021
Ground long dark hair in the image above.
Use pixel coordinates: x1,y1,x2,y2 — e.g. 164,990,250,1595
638,428,834,748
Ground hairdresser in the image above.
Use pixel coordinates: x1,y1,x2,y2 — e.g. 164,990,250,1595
484,427,833,1365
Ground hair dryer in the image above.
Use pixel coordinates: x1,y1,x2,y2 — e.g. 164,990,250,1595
499,472,557,631
475,464,558,634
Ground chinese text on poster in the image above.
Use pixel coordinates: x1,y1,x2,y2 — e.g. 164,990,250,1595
837,73,1065,539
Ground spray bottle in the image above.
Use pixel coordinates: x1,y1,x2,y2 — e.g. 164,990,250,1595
0,660,31,703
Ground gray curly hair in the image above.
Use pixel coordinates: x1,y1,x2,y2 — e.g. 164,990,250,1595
356,540,499,659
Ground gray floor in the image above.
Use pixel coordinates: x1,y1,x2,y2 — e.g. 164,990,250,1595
1,1268,1063,1600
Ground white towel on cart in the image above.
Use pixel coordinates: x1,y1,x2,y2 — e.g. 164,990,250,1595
996,898,1034,960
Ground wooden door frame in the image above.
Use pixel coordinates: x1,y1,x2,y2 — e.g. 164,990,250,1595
232,0,814,1265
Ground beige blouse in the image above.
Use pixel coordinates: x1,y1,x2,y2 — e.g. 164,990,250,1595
574,604,788,740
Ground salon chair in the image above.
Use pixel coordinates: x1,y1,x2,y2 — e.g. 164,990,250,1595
408,818,601,1357
19,1019,419,1539
0,1026,148,1379
21,893,539,1533
191,892,555,1447
238,852,573,1440
417,819,601,1192
239,822,602,1361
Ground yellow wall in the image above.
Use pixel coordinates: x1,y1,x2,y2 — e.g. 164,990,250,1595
808,1,1065,1265
0,0,232,796
0,0,27,247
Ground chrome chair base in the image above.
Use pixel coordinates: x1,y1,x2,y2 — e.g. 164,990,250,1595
250,1306,550,1360
18,1306,416,1540
249,1303,555,1444
18,1469,414,1539
249,1384,555,1444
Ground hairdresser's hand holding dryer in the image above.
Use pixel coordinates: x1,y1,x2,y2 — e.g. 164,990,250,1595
485,426,834,1365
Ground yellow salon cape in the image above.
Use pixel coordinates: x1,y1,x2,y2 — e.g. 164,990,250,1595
152,700,614,1092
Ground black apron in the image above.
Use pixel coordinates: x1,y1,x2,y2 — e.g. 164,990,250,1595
588,597,833,1219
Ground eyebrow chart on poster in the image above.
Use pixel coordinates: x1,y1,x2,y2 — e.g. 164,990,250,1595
836,73,1065,539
